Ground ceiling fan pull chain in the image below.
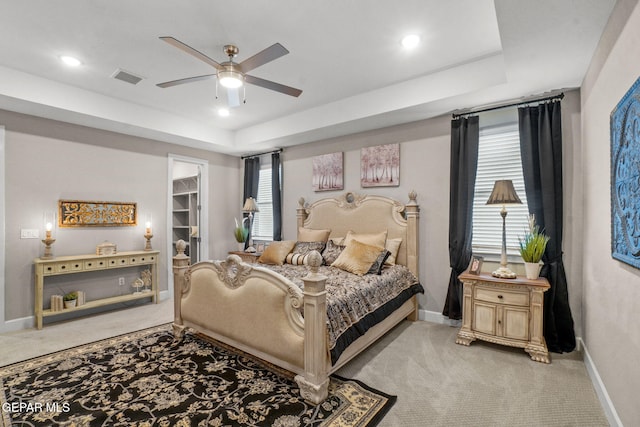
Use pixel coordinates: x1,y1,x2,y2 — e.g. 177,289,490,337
243,85,246,104
215,79,219,100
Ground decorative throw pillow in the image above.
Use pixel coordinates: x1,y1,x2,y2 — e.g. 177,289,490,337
384,237,403,265
298,227,331,243
258,240,296,265
343,230,388,249
285,241,326,265
367,249,392,275
331,239,384,276
321,239,345,265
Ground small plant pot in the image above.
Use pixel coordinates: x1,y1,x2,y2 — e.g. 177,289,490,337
524,262,543,280
64,299,77,309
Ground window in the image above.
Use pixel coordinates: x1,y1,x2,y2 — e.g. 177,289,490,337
472,123,530,255
252,167,274,241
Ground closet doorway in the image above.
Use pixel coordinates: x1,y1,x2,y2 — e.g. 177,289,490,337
167,155,208,297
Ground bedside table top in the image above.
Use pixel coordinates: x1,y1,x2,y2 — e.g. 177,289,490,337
458,271,550,289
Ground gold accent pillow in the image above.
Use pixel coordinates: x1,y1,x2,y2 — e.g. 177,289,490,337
343,230,388,248
298,227,331,242
331,239,384,276
385,237,403,265
258,241,296,265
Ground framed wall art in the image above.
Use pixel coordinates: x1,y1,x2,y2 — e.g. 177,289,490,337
59,200,137,227
312,152,343,192
360,143,400,187
610,76,640,269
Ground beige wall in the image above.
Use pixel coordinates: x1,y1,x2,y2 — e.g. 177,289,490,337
580,0,640,425
0,110,240,324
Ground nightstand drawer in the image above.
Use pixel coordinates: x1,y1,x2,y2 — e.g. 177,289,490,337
475,286,529,306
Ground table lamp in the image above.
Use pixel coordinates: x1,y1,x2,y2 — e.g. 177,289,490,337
486,179,522,279
242,197,259,252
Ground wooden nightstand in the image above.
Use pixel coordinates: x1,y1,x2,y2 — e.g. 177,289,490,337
456,271,551,363
228,251,261,264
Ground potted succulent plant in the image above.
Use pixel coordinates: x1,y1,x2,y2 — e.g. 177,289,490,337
518,215,550,280
63,291,78,309
234,218,249,251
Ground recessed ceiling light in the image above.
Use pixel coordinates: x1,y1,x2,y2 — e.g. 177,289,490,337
60,55,82,67
218,108,230,117
401,34,420,49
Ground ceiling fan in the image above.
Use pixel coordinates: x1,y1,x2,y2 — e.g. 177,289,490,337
156,37,303,103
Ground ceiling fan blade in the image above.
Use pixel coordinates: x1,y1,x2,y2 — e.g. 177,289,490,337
245,75,302,97
157,74,216,88
238,43,289,73
159,36,223,70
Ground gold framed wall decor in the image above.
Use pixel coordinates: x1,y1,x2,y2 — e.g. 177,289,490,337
58,200,137,227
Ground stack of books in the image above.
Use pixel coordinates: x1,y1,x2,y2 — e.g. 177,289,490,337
50,295,63,311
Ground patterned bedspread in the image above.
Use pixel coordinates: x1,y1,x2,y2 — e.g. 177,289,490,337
263,264,424,364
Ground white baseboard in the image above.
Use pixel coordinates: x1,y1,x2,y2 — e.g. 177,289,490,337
579,337,622,427
418,309,461,327
0,315,34,333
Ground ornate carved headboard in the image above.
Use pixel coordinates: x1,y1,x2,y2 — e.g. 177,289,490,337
296,192,420,277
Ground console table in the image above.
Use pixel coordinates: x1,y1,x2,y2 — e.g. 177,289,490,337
34,250,159,329
456,271,550,363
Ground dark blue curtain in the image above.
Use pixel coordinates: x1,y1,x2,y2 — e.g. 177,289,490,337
518,101,576,353
443,116,480,320
243,157,260,250
271,152,282,241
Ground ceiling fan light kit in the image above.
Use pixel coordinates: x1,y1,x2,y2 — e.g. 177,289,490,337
218,69,244,88
157,37,302,102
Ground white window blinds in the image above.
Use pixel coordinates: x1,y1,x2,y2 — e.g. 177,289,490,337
252,167,273,241
472,124,530,255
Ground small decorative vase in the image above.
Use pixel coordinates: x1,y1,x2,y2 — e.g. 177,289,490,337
237,242,245,252
524,262,543,280
64,299,77,309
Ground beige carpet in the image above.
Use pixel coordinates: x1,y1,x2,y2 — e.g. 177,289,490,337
1,301,608,426
336,321,608,427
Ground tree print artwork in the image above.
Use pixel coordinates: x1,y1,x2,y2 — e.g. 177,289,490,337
312,152,343,191
361,143,400,187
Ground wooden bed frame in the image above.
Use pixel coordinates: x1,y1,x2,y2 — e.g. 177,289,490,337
172,191,420,403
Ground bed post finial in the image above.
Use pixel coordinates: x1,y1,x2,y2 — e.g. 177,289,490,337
408,190,418,205
295,250,329,404
297,197,308,234
172,239,190,338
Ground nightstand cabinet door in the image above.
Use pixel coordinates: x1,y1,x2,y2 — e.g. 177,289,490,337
503,306,529,341
473,301,497,336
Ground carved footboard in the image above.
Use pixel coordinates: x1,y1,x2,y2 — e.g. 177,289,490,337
173,241,331,403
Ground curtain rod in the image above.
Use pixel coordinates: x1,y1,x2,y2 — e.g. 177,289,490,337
240,148,283,160
451,91,565,119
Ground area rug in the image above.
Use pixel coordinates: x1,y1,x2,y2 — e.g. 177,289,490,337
0,325,395,426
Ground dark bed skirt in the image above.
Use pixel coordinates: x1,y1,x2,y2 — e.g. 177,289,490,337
330,283,424,364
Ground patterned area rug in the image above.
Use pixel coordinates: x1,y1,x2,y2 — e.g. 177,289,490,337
0,325,395,426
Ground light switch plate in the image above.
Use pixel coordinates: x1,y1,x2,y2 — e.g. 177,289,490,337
21,229,40,239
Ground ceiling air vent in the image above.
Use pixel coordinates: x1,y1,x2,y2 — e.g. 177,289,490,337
111,69,143,85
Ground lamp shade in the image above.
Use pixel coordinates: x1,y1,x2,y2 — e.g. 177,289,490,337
486,180,522,205
242,197,259,213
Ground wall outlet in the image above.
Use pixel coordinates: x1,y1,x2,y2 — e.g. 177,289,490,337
118,277,125,286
